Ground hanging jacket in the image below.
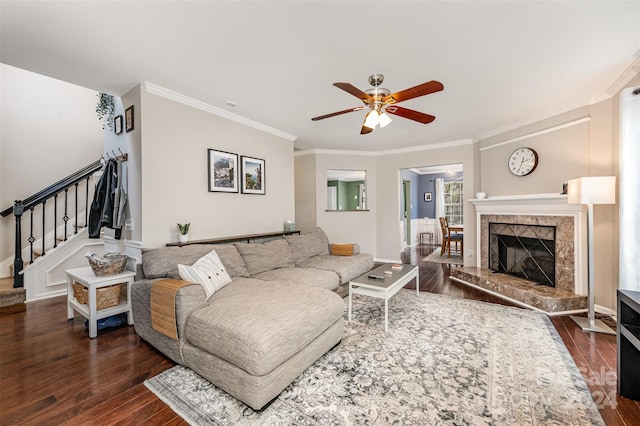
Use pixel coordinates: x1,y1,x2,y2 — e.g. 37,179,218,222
88,158,123,239
112,159,128,231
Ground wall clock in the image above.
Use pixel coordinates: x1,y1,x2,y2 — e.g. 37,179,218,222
508,147,538,176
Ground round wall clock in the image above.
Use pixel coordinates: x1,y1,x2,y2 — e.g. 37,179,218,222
508,147,539,176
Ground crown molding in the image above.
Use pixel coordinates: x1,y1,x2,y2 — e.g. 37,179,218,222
294,139,476,157
294,149,377,157
376,139,476,156
474,99,592,141
143,82,297,142
479,117,591,152
606,57,640,97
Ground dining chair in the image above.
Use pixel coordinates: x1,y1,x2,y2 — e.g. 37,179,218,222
439,217,463,257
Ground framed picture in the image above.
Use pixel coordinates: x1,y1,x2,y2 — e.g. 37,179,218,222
424,192,432,202
114,115,123,135
208,149,239,192
125,106,134,132
241,156,265,195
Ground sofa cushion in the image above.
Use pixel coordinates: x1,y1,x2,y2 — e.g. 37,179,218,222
178,250,232,298
253,267,339,291
299,253,374,284
208,244,251,278
141,244,249,279
285,227,330,265
185,279,344,376
235,239,295,276
142,245,214,279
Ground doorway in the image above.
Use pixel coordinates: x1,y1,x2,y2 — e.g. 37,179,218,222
398,164,463,252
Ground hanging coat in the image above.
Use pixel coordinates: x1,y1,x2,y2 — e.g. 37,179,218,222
89,158,123,239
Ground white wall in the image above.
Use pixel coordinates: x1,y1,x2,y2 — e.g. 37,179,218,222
313,152,377,257
479,107,590,196
296,143,478,263
139,89,295,248
0,64,103,270
294,153,316,233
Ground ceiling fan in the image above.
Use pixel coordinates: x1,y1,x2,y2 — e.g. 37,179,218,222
311,73,444,135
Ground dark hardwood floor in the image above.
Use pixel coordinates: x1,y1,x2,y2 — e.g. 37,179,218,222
1,244,638,425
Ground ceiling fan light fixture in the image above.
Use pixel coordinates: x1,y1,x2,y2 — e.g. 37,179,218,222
363,110,379,129
378,111,392,128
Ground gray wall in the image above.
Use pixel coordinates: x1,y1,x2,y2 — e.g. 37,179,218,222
138,86,295,248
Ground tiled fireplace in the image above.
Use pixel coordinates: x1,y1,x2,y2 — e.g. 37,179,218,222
451,193,588,313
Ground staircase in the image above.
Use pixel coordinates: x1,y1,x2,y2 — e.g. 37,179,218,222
1,158,107,305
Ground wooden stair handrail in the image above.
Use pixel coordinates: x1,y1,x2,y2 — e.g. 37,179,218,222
1,159,103,217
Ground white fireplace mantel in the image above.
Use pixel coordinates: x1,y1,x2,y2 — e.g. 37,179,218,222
469,193,588,295
470,193,586,214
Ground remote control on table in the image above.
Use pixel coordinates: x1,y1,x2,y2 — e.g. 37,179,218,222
368,274,385,280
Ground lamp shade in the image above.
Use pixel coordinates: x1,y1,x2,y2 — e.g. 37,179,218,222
363,110,379,129
567,176,616,205
378,112,392,128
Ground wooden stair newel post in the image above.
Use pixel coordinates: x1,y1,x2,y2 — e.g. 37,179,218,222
13,200,24,288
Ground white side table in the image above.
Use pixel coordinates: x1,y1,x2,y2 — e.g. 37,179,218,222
65,266,136,338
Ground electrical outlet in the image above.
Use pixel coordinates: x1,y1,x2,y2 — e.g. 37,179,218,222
468,249,473,257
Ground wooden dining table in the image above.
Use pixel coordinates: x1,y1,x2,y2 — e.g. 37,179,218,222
449,225,464,234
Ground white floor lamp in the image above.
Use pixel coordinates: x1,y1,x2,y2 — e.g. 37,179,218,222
567,176,616,335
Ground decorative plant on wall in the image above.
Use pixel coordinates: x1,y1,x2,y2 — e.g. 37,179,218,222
96,92,115,129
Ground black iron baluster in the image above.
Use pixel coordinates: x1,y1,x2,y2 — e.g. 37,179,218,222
12,200,24,288
74,183,79,234
63,188,69,241
41,200,46,257
53,194,58,248
28,207,35,264
85,176,90,228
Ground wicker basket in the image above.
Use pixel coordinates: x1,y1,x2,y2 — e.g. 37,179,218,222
88,253,128,277
72,282,122,310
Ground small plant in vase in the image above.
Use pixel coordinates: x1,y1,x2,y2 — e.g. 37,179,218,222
177,223,190,243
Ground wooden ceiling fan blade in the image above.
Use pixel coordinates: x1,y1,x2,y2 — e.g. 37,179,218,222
311,106,365,121
385,105,436,124
334,82,374,102
383,80,444,104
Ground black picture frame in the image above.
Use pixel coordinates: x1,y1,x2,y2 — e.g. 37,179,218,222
114,115,123,135
424,192,432,202
125,106,134,133
208,149,239,193
241,156,265,195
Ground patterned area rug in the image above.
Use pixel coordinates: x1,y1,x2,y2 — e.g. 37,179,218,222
145,291,604,425
423,247,464,265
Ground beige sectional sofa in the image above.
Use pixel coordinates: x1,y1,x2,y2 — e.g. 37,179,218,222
131,227,373,410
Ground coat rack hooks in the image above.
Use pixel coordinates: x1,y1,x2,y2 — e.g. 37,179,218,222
101,150,128,163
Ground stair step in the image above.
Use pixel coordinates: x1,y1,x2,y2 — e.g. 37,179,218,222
0,277,26,314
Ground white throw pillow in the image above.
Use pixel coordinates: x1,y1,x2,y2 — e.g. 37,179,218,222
178,250,232,298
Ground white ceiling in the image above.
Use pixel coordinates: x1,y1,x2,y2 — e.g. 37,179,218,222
1,1,638,152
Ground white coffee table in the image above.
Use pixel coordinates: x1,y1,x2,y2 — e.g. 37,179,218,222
348,263,419,331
